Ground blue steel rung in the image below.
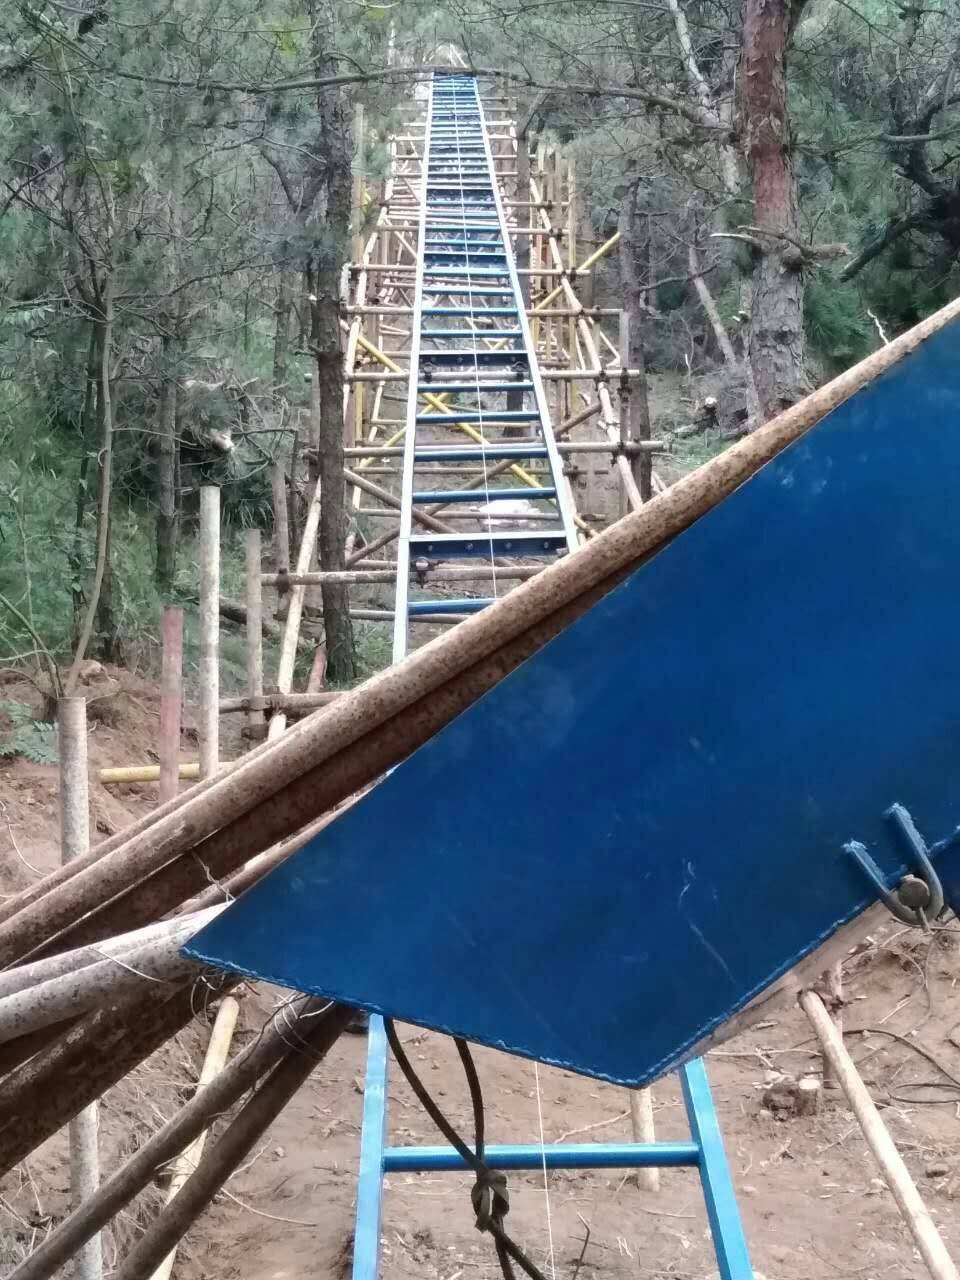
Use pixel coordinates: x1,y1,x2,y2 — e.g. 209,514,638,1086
415,410,540,424
408,531,567,558
411,487,557,504
420,349,529,366
416,381,532,393
408,597,494,615
413,444,546,461
383,1142,700,1172
419,330,523,341
422,308,519,317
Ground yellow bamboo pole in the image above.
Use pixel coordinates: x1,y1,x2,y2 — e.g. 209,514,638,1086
100,764,205,785
147,995,241,1280
533,232,621,314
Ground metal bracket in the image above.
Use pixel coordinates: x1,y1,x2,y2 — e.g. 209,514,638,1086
844,803,945,929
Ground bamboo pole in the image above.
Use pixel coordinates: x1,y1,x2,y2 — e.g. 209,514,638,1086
159,609,183,805
4,292,960,966
7,997,328,1280
245,530,264,740
267,481,323,743
100,763,202,785
112,1004,352,1280
199,488,220,779
0,921,205,1046
629,1089,659,1193
0,908,222,1002
58,697,102,1280
148,995,240,1280
801,991,960,1280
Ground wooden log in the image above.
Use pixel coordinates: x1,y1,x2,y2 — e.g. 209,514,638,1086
112,1003,352,1280
2,294,959,968
58,696,102,1280
148,995,240,1280
8,997,329,1280
159,609,183,805
801,991,960,1280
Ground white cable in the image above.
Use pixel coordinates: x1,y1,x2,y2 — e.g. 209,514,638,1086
534,1060,557,1280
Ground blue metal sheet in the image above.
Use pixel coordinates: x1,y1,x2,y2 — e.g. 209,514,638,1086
188,183,960,1092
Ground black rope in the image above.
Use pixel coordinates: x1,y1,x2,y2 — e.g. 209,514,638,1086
384,1019,549,1280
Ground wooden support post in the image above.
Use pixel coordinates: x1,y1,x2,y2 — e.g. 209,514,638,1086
199,487,220,779
270,461,290,575
630,1087,659,1193
801,990,960,1280
58,696,103,1280
245,530,264,742
147,995,240,1280
820,960,843,1088
159,608,183,805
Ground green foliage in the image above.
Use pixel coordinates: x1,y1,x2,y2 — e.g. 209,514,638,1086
0,701,58,765
804,275,872,371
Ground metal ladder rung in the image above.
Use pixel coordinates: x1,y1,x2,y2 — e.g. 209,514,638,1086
421,308,519,317
415,410,540,424
383,1142,701,1172
408,531,568,558
411,487,556,505
407,597,494,615
416,381,532,393
413,444,546,461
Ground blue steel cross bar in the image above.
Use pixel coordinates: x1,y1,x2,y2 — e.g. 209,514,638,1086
351,72,754,1280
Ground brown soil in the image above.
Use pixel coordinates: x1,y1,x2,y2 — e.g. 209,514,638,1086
2,671,960,1280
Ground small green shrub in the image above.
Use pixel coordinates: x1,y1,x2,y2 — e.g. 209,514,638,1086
0,700,58,764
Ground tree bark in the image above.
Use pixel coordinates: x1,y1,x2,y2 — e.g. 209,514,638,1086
71,326,99,645
67,275,117,691
742,0,810,421
618,183,654,500
308,21,356,685
156,334,180,595
272,270,295,405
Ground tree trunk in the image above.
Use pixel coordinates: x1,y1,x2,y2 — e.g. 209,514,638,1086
156,334,180,595
67,278,117,692
308,29,356,685
618,184,654,502
742,0,810,421
272,270,295,406
71,326,99,646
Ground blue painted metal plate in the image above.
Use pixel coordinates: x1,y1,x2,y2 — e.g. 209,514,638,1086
188,319,960,1086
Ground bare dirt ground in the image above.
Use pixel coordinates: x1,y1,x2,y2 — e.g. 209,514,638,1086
2,672,960,1280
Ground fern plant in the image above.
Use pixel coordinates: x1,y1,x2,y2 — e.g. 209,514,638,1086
0,700,58,765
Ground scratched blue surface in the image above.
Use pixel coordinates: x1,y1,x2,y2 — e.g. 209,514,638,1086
188,319,960,1086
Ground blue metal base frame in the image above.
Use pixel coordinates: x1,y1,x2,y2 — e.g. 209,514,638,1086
353,1018,753,1280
